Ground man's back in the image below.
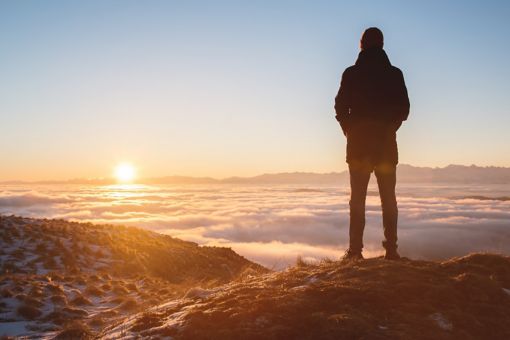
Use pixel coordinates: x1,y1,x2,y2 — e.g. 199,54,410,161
342,48,409,123
335,47,409,165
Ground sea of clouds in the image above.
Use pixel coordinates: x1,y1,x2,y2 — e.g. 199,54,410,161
1,182,509,269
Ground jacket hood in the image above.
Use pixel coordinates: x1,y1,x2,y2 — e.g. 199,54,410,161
355,48,392,68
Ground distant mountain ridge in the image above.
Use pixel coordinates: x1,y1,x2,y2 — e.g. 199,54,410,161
2,164,510,185
396,164,510,184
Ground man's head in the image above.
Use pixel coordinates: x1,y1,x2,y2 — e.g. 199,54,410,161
360,27,384,50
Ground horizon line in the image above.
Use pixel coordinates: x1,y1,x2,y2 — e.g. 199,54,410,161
1,163,510,184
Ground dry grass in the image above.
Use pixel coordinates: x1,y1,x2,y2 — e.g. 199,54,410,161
88,274,101,282
101,273,112,281
44,310,68,326
146,297,159,306
118,298,138,311
70,294,92,306
124,282,138,292
63,275,75,283
93,249,105,258
85,285,104,297
108,296,126,305
0,214,268,338
48,272,64,281
46,283,65,295
112,284,129,295
1,233,13,244
61,254,78,269
23,296,44,308
130,311,163,332
10,249,25,261
54,321,92,339
14,293,27,301
28,286,44,298
101,282,112,291
61,307,88,318
12,279,27,293
157,288,170,295
88,316,105,328
50,294,68,305
1,261,20,274
17,303,42,320
295,255,310,268
0,288,13,298
73,276,87,286
135,253,510,340
35,242,47,254
96,309,118,319
137,292,150,300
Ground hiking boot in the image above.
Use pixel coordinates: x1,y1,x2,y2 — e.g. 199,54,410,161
384,249,401,260
342,249,364,262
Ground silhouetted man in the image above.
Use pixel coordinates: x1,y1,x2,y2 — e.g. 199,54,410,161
335,27,409,260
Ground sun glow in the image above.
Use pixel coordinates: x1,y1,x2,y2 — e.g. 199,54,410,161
114,163,136,183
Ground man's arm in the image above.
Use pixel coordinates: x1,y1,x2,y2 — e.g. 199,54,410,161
396,69,410,122
334,69,351,136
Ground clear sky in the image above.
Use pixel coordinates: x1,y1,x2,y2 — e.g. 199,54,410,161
1,1,509,180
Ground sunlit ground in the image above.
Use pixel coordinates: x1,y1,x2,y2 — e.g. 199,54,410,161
0,183,509,269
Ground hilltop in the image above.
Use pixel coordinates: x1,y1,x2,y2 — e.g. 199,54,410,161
100,253,510,340
1,216,510,339
0,215,266,338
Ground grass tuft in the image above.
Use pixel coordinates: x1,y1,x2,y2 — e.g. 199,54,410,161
17,303,42,320
54,321,92,340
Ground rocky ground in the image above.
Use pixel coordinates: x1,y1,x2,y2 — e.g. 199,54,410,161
0,215,266,338
100,253,510,340
1,215,510,339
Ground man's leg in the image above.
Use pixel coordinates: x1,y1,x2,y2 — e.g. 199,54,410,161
348,162,372,253
374,163,398,252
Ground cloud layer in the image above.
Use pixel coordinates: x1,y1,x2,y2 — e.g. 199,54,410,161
1,182,509,269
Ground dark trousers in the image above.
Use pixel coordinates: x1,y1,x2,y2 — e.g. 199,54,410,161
348,162,398,252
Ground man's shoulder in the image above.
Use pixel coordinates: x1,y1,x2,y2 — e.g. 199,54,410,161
390,65,404,76
341,65,357,79
343,65,357,74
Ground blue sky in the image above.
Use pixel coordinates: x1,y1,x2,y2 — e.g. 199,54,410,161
1,1,509,180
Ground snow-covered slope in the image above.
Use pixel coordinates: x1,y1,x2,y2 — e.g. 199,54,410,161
0,215,266,338
2,214,510,339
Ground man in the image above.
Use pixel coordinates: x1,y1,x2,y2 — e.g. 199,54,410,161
335,27,410,261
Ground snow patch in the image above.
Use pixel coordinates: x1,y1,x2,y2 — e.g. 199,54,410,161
429,312,453,331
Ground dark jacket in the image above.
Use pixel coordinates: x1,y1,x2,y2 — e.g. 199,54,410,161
335,48,409,165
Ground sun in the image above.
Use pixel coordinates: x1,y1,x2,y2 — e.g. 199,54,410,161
114,163,136,183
